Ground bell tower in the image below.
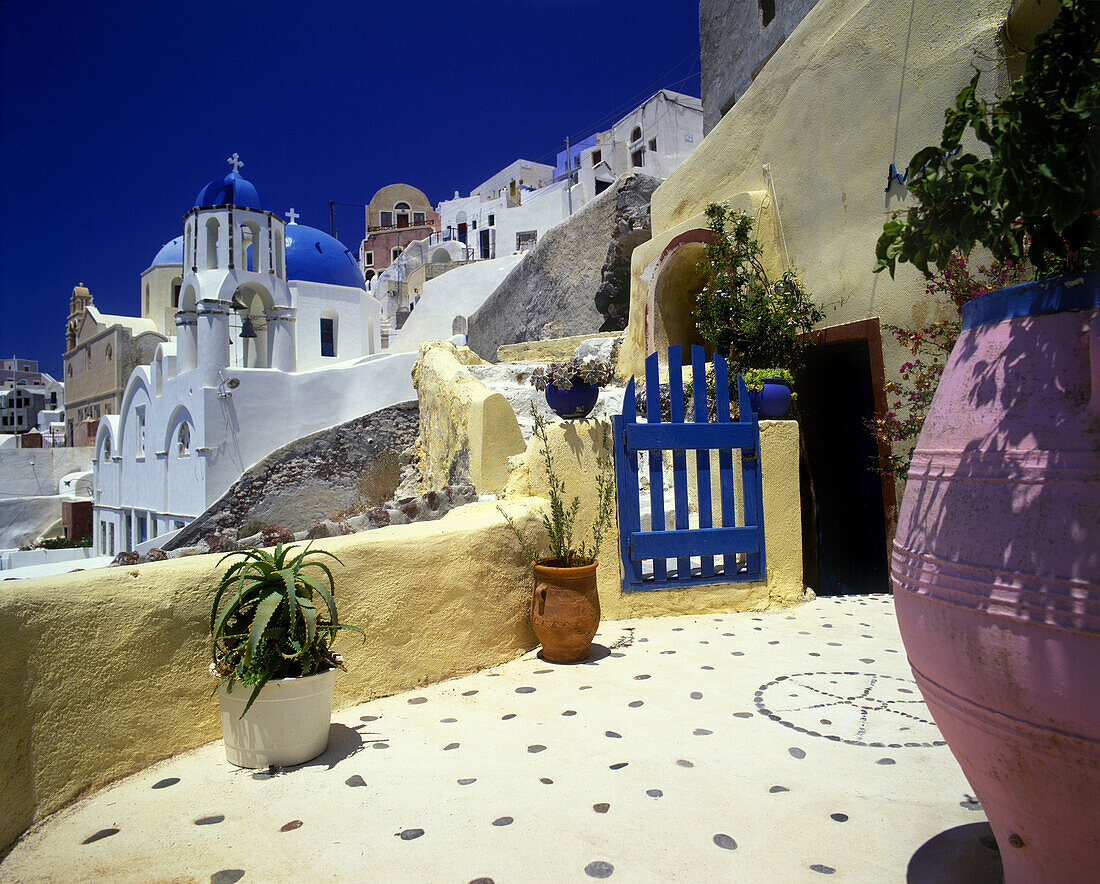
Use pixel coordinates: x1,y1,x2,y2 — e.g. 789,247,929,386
66,283,92,351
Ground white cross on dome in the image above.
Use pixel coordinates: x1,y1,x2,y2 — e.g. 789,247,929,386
227,152,244,173
285,208,299,224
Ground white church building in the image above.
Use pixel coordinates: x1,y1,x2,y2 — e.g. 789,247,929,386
93,157,419,555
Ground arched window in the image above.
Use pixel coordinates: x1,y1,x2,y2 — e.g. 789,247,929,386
177,423,191,457
105,344,113,363
631,125,642,143
103,437,111,459
171,278,182,308
185,225,192,268
274,229,285,279
205,217,220,269
394,201,411,228
144,284,150,315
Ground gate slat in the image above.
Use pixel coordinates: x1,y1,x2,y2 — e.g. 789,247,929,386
691,345,715,578
644,352,666,582
667,346,692,580
737,375,764,576
630,526,759,559
613,377,643,585
713,354,738,574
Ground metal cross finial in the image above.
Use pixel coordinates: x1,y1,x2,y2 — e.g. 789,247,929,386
285,207,299,225
227,152,244,173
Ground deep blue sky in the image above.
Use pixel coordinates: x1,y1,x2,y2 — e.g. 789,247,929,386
0,1,701,377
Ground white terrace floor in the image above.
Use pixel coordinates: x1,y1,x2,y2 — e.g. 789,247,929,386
2,596,1004,884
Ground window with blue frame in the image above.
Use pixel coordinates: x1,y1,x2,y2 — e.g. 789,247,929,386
320,317,336,357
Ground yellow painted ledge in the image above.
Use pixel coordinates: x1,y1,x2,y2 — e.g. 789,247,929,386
0,499,547,851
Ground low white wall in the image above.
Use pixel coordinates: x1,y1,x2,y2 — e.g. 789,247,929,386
0,448,94,497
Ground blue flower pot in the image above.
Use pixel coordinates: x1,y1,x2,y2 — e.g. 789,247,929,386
545,378,599,420
748,380,792,419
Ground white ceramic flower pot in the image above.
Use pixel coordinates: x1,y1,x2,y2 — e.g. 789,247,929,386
217,667,337,768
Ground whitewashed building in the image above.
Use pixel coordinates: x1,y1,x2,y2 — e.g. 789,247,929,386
93,157,417,554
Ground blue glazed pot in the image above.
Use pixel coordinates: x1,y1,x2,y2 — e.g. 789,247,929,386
749,380,792,418
545,378,599,420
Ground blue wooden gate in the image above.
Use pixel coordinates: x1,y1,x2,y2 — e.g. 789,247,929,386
612,344,765,592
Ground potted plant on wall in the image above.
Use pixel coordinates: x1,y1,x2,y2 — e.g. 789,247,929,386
210,542,363,768
694,203,823,418
500,411,616,663
874,2,1098,879
529,355,615,420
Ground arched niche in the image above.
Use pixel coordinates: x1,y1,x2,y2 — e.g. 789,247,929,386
646,229,716,365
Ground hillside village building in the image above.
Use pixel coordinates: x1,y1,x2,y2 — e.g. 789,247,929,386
92,158,415,556
0,358,64,439
358,184,440,284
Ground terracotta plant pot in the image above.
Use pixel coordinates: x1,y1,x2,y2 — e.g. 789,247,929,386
531,558,600,663
892,274,1100,881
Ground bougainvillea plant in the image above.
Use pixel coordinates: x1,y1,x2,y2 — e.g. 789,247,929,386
869,253,1028,478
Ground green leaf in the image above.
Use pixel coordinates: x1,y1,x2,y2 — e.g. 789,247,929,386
247,591,284,663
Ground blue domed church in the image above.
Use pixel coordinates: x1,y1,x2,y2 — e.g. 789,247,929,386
93,156,416,556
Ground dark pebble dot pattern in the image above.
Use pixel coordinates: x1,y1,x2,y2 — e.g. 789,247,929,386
789,747,807,759
732,651,745,657
360,715,378,722
540,777,554,784
492,816,513,827
830,813,848,822
628,700,643,708
462,690,478,696
634,674,651,680
579,685,593,690
399,828,424,840
528,744,547,753
876,758,896,765
280,820,303,832
345,775,366,787
769,785,789,793
441,718,457,723
211,871,245,884
516,687,536,694
408,697,427,705
469,878,495,884
646,789,663,798
702,665,714,670
373,742,389,749
444,742,460,751
677,759,694,768
195,815,224,826
713,834,738,850
585,860,615,878
733,712,753,719
690,692,702,699
562,710,577,716
81,828,119,845
152,778,179,789
502,714,516,720
694,728,712,736
810,864,836,874
593,803,610,813
605,731,621,739
609,762,628,770
458,778,477,785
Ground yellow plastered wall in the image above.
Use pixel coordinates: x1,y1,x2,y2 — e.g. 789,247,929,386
503,417,803,620
0,500,546,851
619,0,1019,384
495,332,621,364
412,341,526,492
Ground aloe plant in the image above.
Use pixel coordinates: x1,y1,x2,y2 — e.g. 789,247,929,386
210,543,363,716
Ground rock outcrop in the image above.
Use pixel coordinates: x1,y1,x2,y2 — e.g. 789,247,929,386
467,173,660,361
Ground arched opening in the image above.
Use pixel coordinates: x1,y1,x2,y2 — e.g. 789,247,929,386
432,248,452,264
171,277,182,308
320,308,338,358
205,217,220,269
177,422,191,457
364,269,375,282
394,201,411,228
241,220,261,271
455,210,468,245
648,234,712,365
185,225,192,268
631,125,642,143
177,284,199,367
144,284,150,316
231,283,274,368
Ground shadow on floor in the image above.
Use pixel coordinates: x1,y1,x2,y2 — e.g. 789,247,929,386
907,822,1003,883
537,643,612,665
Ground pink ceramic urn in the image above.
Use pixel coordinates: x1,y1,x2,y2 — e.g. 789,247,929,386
892,274,1100,881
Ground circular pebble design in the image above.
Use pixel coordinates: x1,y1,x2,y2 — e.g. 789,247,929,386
585,860,615,878
492,816,513,827
713,833,738,850
399,828,424,840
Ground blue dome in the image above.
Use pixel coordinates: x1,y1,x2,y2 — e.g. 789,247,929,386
151,235,183,266
285,225,365,290
193,171,266,210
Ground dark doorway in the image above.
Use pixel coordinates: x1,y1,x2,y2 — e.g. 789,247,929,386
479,228,491,259
457,222,467,244
797,334,890,595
